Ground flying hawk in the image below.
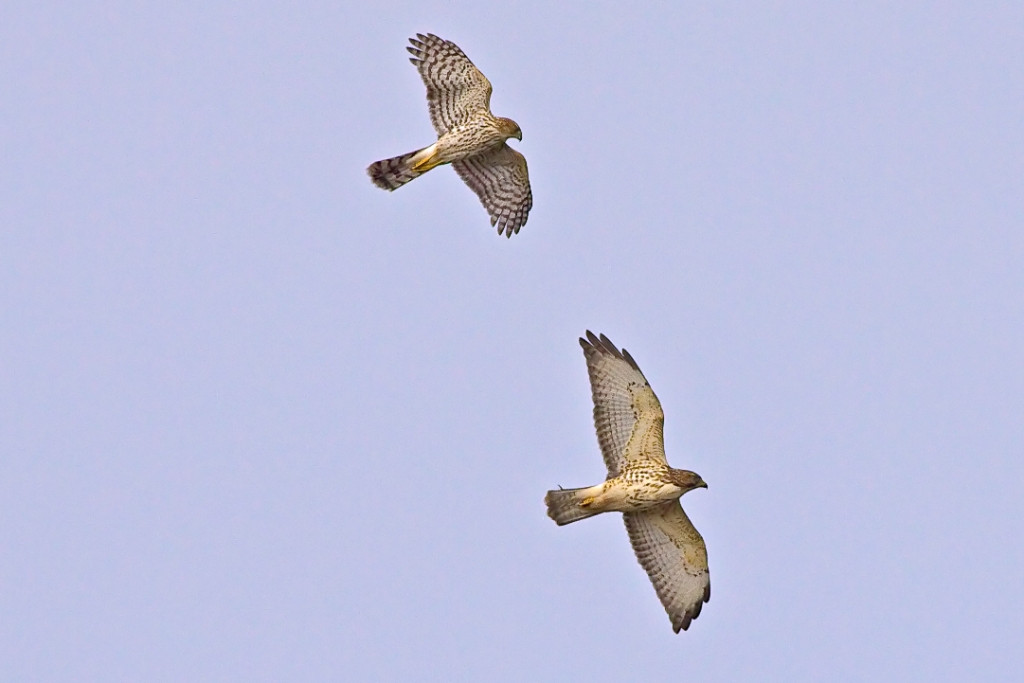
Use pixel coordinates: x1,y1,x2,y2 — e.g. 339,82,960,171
367,33,532,237
546,331,710,633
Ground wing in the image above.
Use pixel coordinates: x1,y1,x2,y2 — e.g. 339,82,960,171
579,331,666,478
407,33,493,135
624,501,710,633
452,144,532,237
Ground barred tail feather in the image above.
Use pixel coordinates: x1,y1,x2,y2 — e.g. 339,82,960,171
367,144,438,190
545,488,602,526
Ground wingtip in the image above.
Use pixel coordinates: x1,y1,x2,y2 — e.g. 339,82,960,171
580,332,646,374
620,347,642,373
595,333,625,362
674,609,698,633
672,596,707,633
409,32,443,47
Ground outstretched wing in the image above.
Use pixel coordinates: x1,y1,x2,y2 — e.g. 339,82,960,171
579,331,666,477
452,144,532,237
407,33,493,135
624,501,710,633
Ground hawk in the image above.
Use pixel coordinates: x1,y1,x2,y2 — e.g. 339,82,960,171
545,332,711,633
367,33,532,238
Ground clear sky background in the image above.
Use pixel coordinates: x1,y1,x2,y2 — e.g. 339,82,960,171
2,1,1022,681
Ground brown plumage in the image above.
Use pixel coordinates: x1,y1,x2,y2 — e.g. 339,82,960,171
367,33,532,237
545,332,711,633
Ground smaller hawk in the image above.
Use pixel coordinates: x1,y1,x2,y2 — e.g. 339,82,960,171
367,33,532,238
546,332,711,633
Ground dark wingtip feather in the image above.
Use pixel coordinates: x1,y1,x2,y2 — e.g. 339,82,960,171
577,332,648,378
596,333,626,362
579,331,597,354
672,591,709,634
620,348,642,373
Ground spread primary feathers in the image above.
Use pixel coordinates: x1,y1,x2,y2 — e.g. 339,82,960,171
367,33,533,238
546,332,711,633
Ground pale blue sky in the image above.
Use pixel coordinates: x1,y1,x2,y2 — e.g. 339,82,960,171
2,1,1022,681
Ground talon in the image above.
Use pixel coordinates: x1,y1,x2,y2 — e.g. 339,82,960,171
580,496,595,508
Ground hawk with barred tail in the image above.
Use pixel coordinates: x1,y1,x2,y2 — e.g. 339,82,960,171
367,33,532,237
546,332,711,633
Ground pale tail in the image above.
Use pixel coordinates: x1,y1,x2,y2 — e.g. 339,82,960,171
545,488,602,526
367,145,437,190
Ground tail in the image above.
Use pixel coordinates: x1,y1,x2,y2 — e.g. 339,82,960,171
545,488,602,526
366,144,440,190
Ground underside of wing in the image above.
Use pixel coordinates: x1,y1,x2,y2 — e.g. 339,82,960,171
579,331,666,477
452,144,532,237
407,33,493,135
624,501,710,633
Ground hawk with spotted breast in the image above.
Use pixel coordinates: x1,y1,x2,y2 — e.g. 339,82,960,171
545,332,711,633
367,33,532,237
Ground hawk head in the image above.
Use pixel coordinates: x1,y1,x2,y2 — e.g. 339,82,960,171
668,469,708,493
497,117,523,142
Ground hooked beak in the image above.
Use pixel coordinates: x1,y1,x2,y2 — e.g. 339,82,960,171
514,130,522,142
698,480,708,489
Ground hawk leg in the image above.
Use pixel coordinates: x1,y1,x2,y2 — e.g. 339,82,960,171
411,145,443,172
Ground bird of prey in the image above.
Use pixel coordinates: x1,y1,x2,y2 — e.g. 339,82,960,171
367,33,532,238
546,332,710,633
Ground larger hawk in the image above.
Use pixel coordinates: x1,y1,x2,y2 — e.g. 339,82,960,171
367,33,532,238
545,332,711,633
